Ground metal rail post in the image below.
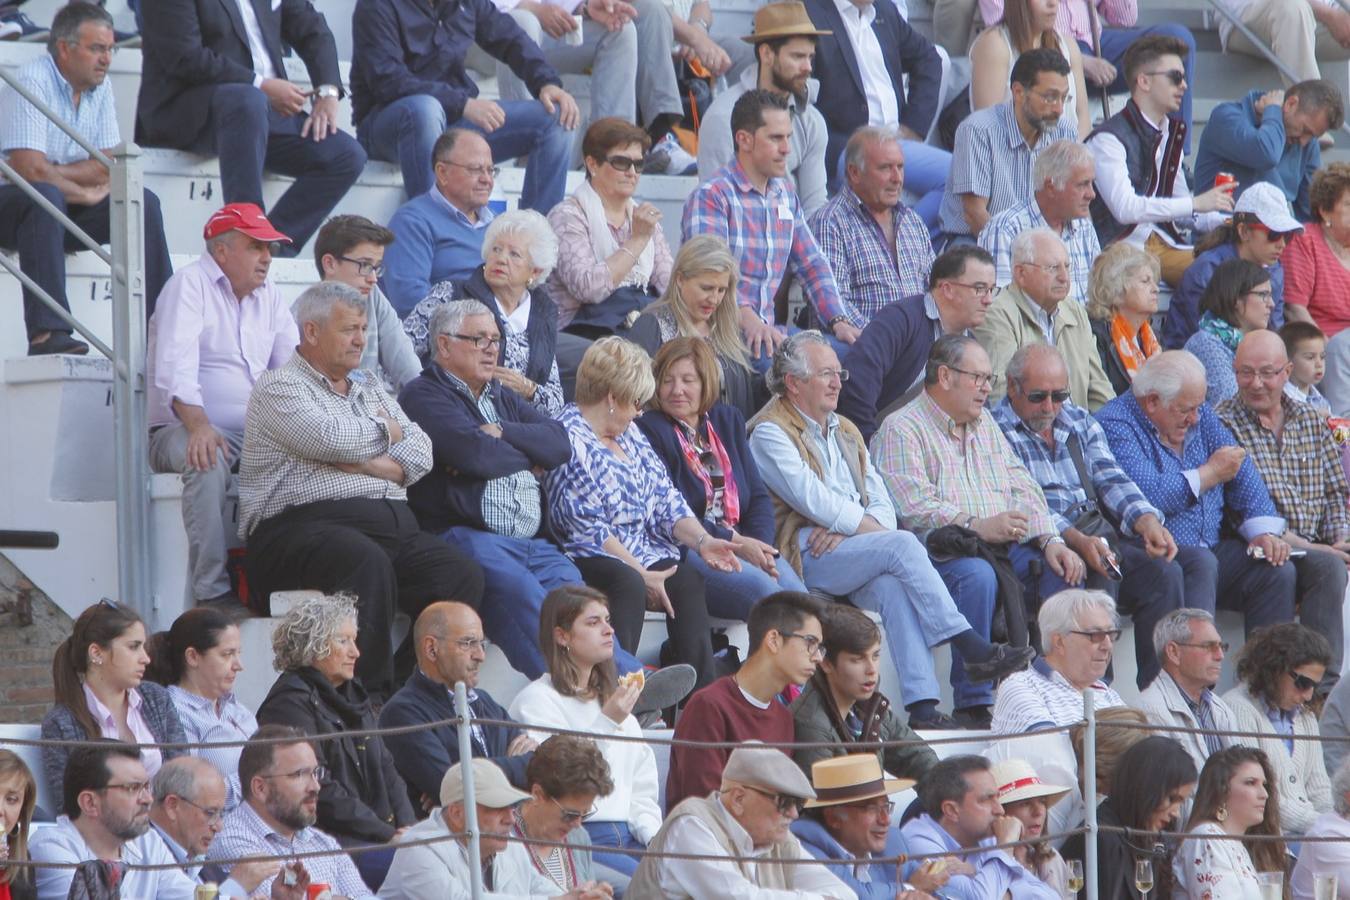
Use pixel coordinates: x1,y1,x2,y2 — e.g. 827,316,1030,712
1084,689,1099,900
455,682,484,900
109,143,151,622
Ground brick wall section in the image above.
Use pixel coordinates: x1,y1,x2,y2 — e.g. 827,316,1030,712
0,555,73,724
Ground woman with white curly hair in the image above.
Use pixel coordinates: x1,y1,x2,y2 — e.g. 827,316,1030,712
403,208,566,415
256,592,417,891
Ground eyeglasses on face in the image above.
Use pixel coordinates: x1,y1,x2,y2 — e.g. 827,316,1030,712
747,786,807,816
445,636,491,653
779,630,826,659
946,366,997,389
338,256,384,278
1175,640,1229,654
1069,629,1122,644
1024,389,1071,404
1145,69,1186,86
439,160,501,179
1290,670,1322,693
260,766,328,783
945,281,1001,298
1246,222,1295,243
450,333,502,350
1234,365,1288,382
808,368,850,383
603,155,645,173
1245,289,1275,304
1021,262,1070,275
101,781,152,797
549,795,598,824
175,795,225,824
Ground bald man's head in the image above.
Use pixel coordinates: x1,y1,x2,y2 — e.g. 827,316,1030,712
1234,329,1290,416
413,601,487,688
151,756,228,856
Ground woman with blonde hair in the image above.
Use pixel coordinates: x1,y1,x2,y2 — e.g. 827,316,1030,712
629,235,760,417
545,336,740,690
0,750,36,900
1087,242,1164,396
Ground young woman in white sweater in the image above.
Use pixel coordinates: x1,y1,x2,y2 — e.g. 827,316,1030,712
508,585,663,882
1221,623,1333,837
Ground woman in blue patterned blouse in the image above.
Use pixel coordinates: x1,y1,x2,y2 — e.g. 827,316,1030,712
545,336,742,691
1183,258,1275,407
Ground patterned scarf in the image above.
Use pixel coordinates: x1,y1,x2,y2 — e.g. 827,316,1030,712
673,416,740,529
1198,311,1244,352
1110,313,1160,381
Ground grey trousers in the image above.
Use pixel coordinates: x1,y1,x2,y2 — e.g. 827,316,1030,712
498,8,638,125
149,423,245,600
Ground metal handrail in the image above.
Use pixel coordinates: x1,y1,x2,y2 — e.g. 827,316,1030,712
0,66,112,167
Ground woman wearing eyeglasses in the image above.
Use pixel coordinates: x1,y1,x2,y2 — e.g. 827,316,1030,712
638,338,806,623
1164,184,1300,351
256,592,416,890
1220,622,1333,838
403,209,565,416
1182,257,1276,406
144,607,258,812
1283,162,1350,339
509,586,667,883
1086,242,1164,397
546,118,674,340
41,599,188,806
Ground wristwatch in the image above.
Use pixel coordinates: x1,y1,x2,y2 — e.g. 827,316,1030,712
1039,534,1066,551
314,84,340,100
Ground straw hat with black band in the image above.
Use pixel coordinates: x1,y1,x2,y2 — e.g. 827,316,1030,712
803,754,914,809
740,1,831,44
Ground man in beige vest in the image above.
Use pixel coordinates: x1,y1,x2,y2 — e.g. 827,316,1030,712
629,745,854,898
747,330,1033,730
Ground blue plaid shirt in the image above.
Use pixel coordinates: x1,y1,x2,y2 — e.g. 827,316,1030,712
0,54,119,174
809,185,934,327
991,398,1161,536
978,197,1101,305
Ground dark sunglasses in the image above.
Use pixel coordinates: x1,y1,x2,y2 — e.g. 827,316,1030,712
1025,389,1071,404
1146,69,1186,86
604,155,645,173
749,786,807,816
1290,670,1322,692
1246,222,1297,243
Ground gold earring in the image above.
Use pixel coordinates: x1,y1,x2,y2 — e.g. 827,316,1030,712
1215,805,1227,823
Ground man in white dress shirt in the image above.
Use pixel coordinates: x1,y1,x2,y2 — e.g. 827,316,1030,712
628,745,856,898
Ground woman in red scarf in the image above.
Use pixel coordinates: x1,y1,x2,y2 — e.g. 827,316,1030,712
637,337,806,620
0,750,36,900
1088,242,1164,397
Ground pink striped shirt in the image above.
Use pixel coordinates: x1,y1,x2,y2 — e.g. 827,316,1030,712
83,683,164,777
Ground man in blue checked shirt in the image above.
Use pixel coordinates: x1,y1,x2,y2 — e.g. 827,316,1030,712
1097,349,1297,639
683,89,857,370
992,343,1185,687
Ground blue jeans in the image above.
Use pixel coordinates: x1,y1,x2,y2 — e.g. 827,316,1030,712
583,821,645,881
195,84,366,251
797,529,970,708
1009,541,1075,607
358,93,572,210
833,139,950,237
688,547,807,621
442,528,641,677
1082,25,1197,152
932,557,999,709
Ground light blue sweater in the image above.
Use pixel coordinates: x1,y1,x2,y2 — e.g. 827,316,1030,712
380,190,493,317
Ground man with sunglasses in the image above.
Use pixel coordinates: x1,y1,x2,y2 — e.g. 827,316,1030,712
148,202,299,611
1215,329,1348,689
632,745,852,898
1195,80,1343,223
993,342,1184,688
1087,35,1234,287
315,215,421,393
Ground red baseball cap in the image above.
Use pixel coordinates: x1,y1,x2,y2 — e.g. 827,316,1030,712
202,202,292,243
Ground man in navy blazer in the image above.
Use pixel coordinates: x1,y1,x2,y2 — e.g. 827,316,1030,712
136,0,366,251
801,0,951,230
379,602,535,807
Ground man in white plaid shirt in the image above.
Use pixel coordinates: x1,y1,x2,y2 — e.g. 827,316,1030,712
238,281,484,700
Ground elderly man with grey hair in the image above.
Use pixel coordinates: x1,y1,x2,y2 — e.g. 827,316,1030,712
147,202,297,609
1138,609,1237,775
1097,349,1296,642
1291,756,1350,898
808,126,936,328
974,226,1114,410
748,330,1034,729
146,757,280,898
398,299,591,678
239,281,485,700
978,140,1101,303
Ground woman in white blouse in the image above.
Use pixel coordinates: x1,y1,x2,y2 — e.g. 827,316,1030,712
1174,746,1287,899
145,607,258,809
509,585,667,884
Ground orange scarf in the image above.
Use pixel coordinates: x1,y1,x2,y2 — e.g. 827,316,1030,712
1110,313,1160,380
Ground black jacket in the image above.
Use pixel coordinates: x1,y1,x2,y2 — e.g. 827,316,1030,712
1061,799,1172,900
378,669,532,805
1091,317,1133,399
136,0,342,148
256,668,416,845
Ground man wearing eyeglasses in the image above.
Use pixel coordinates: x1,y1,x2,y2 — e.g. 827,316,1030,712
315,215,422,393
974,227,1114,411
1139,609,1239,776
148,202,300,611
1215,329,1348,688
993,342,1184,689
632,745,853,898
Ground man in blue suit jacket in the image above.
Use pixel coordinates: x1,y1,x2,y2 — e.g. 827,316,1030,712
801,0,951,230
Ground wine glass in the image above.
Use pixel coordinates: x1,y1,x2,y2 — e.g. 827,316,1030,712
1067,859,1084,894
1313,873,1339,900
1256,871,1283,900
1134,859,1154,900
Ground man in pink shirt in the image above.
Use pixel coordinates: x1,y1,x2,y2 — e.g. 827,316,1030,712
147,203,299,607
